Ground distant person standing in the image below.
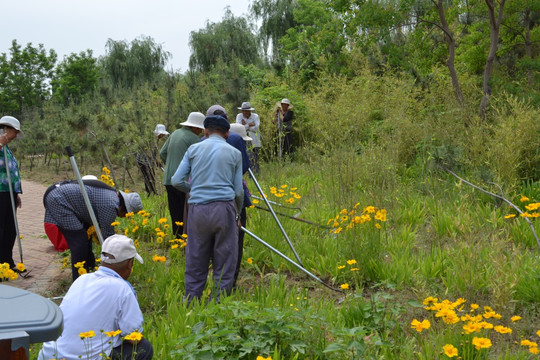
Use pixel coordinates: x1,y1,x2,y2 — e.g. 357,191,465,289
160,112,205,237
236,101,261,174
0,116,23,271
136,124,169,195
276,98,294,157
172,109,243,304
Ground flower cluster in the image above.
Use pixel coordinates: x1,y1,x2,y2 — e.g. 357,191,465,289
504,195,540,219
100,166,115,187
74,260,87,275
268,184,301,204
414,296,540,357
328,204,387,234
256,356,272,360
0,262,18,281
152,254,166,262
124,331,143,341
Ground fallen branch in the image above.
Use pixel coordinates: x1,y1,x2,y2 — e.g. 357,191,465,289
444,167,540,250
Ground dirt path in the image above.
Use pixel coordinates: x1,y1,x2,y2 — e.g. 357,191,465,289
6,179,69,296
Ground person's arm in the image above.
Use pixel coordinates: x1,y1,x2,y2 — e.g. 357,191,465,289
233,153,244,213
249,114,260,133
171,151,191,192
118,288,145,344
159,137,170,164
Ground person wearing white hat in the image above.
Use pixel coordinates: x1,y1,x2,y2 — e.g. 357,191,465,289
0,116,23,271
160,112,205,237
43,180,143,281
276,98,294,157
39,234,153,360
136,124,169,196
236,101,261,174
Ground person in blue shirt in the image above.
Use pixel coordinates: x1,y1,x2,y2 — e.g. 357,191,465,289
172,109,243,304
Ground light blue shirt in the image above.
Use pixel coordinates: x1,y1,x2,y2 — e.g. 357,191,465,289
171,134,244,212
39,267,144,360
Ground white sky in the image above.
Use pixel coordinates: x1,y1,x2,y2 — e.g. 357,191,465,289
1,0,252,73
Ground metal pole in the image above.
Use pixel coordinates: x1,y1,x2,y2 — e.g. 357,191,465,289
1,129,23,264
253,205,331,229
251,195,301,212
248,168,303,266
66,146,104,245
242,226,343,293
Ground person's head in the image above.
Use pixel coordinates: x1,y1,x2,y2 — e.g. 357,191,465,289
206,104,229,120
118,191,143,217
229,123,252,142
180,112,205,136
0,116,24,143
238,102,255,118
203,115,230,139
280,98,291,112
100,234,143,279
153,124,169,139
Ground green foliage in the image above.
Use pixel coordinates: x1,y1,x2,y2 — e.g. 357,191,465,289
52,50,99,105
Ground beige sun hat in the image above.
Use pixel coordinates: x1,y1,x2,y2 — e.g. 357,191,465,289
237,102,255,111
0,116,24,138
280,98,291,105
230,123,253,142
153,124,169,136
180,112,205,129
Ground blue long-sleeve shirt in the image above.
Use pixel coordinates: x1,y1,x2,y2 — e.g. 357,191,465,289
171,134,244,212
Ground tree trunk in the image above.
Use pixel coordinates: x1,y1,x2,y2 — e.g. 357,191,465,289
435,0,465,107
479,0,506,118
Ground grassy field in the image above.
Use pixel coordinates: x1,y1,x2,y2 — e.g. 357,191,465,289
28,153,540,359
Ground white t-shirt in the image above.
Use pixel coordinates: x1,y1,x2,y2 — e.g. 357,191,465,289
39,267,144,360
236,113,261,148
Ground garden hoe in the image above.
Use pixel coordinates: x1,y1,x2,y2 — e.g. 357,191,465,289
1,128,30,278
65,146,104,245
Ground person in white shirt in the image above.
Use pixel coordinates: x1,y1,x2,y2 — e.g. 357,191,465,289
39,235,153,360
236,101,261,174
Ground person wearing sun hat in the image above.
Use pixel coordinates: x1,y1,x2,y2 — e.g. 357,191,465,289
0,116,24,272
276,98,294,157
136,124,170,196
236,101,261,173
160,112,205,237
43,179,143,281
172,106,243,304
39,234,153,360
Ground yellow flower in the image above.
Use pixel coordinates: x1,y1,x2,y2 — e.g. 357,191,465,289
333,227,342,234
111,221,120,226
530,347,540,354
423,296,438,306
363,206,376,214
350,267,359,271
79,330,96,339
520,195,530,202
293,193,301,199
156,237,163,244
171,244,179,249
152,254,166,262
537,330,540,337
256,356,272,360
16,263,25,272
374,209,387,221
494,325,512,334
105,330,122,337
375,223,381,229
463,322,482,334
337,265,345,269
346,259,357,265
124,331,143,341
340,283,349,290
132,226,139,233
142,218,149,225
280,184,288,188
157,231,166,237
74,261,86,268
78,267,87,275
443,344,458,358
339,208,348,215
247,258,253,264
158,218,168,224
472,337,492,350
525,203,540,211
411,319,431,332
286,198,295,204
470,303,479,311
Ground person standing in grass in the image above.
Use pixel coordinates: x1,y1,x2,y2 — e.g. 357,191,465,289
0,116,23,272
236,101,261,174
171,108,243,304
39,234,153,360
275,98,294,157
160,112,205,237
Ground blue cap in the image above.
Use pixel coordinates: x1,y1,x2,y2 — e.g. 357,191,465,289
203,115,230,131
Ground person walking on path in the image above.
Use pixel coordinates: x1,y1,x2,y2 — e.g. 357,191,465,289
0,116,24,271
43,180,143,280
171,111,243,304
160,112,205,237
236,101,261,174
39,234,153,360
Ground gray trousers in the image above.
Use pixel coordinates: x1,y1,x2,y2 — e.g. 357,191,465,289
184,200,238,299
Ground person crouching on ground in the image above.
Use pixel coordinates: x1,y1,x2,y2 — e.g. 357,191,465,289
39,234,153,360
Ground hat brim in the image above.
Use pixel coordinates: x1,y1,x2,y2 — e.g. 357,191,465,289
238,107,255,111
153,131,169,136
134,253,144,264
180,121,205,129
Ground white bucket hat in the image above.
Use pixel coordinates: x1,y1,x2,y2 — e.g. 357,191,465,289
153,124,169,136
0,116,24,138
180,112,205,129
230,123,253,141
101,234,144,264
280,98,291,105
238,102,255,111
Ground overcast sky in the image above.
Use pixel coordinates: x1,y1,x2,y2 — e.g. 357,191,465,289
1,0,252,73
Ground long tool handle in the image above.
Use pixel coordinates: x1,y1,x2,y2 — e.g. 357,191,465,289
66,146,104,245
253,205,331,229
1,133,23,263
248,168,303,266
242,226,343,293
